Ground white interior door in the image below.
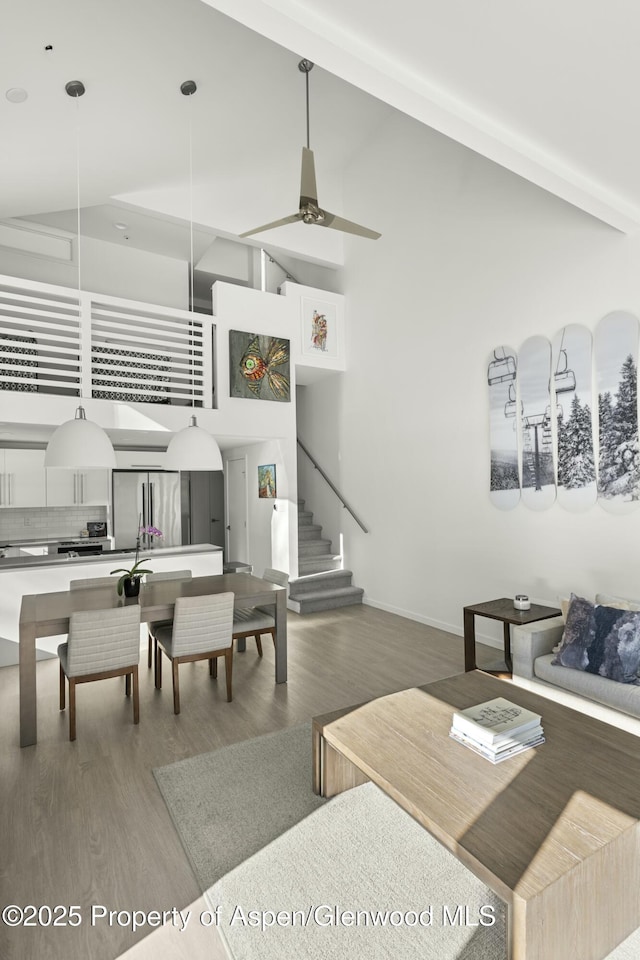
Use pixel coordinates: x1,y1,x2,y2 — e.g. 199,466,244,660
225,457,248,563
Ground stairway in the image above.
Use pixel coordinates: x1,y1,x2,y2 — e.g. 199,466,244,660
288,500,364,614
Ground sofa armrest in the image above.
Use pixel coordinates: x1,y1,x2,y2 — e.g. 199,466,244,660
512,616,564,680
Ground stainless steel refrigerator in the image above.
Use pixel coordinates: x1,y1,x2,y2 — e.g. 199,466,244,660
112,470,182,549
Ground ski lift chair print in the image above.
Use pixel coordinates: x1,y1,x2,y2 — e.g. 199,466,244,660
553,349,576,394
504,383,519,418
488,349,517,386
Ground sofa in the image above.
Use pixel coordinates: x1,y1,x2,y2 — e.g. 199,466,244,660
512,614,640,721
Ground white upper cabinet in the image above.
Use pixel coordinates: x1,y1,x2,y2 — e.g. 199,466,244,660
45,469,110,506
0,450,47,507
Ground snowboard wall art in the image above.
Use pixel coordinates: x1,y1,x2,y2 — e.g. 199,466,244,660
595,311,640,513
552,324,596,512
518,336,556,511
488,345,520,510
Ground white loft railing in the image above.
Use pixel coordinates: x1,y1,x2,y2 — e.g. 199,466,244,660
0,275,214,407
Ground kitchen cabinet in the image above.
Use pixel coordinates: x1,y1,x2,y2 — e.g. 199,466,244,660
45,469,110,506
0,450,46,507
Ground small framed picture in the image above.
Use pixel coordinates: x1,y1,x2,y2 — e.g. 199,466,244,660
258,464,277,498
301,298,338,358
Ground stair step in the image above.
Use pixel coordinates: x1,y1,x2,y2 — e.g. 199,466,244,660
298,524,323,540
298,510,314,525
289,570,354,596
298,538,333,557
298,555,342,575
288,586,364,615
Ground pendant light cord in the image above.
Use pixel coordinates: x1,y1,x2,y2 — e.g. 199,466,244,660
188,91,194,310
74,94,82,304
305,68,310,149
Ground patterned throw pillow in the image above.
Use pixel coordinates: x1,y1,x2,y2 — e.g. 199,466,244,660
590,607,640,684
551,594,595,671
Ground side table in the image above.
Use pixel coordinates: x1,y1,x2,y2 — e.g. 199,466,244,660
463,597,561,675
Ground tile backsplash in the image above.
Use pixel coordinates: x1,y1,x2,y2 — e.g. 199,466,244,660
0,506,108,543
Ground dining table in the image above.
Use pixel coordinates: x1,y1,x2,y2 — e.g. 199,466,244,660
18,572,287,747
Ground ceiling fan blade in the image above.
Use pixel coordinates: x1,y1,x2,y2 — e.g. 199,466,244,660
318,210,381,240
238,213,302,238
300,147,318,205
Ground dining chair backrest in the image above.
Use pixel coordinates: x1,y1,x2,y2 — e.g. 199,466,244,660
171,593,234,657
262,568,289,590
70,577,117,590
65,605,141,677
145,569,192,583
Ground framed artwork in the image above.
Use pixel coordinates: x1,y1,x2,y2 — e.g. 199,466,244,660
301,298,338,358
258,464,277,498
229,331,290,402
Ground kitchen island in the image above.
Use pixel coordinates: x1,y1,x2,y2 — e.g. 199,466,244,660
0,543,223,665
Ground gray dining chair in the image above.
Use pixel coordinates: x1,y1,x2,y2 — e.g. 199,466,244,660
232,568,289,657
154,592,235,714
70,576,117,589
58,604,141,741
145,569,192,668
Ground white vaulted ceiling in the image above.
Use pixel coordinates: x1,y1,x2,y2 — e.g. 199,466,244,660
2,0,640,274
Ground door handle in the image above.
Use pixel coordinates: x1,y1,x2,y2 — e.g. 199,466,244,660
8,473,12,505
226,525,231,530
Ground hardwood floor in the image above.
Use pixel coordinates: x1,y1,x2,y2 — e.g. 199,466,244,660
0,604,482,960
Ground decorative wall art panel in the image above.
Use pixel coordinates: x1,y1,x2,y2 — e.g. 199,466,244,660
488,345,520,510
518,336,556,511
552,325,596,512
229,331,291,402
258,464,277,499
595,311,640,514
301,298,338,358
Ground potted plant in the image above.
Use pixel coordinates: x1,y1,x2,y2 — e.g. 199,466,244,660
111,524,163,597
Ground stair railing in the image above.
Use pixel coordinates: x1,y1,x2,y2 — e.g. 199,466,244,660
297,437,369,534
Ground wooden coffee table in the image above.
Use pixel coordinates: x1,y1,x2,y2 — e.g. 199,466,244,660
313,671,640,960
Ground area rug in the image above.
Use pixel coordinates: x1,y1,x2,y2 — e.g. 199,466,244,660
153,724,326,889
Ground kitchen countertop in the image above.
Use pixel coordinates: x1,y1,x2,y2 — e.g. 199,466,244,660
0,543,223,571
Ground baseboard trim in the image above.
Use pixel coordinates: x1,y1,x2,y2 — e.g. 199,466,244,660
361,598,504,651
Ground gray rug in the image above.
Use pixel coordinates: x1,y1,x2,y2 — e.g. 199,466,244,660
207,781,506,959
153,724,326,889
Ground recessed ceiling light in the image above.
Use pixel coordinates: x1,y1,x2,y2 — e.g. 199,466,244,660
6,88,28,103
113,221,128,231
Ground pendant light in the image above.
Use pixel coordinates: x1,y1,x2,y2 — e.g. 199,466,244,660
44,81,116,470
45,406,117,468
165,415,222,470
163,81,223,472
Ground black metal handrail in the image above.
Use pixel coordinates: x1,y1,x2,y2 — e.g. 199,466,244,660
297,437,369,534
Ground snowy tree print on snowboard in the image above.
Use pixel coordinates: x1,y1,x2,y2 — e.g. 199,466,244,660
595,312,640,514
488,345,520,510
553,324,596,511
519,336,556,510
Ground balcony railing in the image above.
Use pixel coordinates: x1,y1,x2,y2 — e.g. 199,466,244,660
0,275,213,407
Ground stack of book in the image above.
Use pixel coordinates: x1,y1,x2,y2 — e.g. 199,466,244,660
449,696,544,764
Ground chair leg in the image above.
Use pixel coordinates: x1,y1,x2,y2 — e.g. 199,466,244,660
147,632,153,669
125,673,131,697
271,630,276,648
224,647,233,702
255,634,263,657
155,644,162,689
172,658,180,715
69,679,76,741
59,663,66,710
211,657,218,679
209,658,214,676
132,667,140,725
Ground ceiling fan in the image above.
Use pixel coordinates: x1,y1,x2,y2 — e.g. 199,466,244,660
239,59,381,241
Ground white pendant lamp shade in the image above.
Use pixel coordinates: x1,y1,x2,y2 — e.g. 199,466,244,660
165,416,222,471
44,406,116,469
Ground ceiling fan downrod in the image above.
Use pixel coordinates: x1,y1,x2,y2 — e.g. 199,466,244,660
298,59,314,149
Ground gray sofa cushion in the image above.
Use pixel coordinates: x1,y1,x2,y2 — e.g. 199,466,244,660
535,654,640,719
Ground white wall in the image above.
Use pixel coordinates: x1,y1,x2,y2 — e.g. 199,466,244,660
301,107,640,645
0,231,188,308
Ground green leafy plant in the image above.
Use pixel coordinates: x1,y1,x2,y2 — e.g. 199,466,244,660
110,558,153,596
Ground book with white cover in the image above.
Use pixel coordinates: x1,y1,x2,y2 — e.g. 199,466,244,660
449,729,545,764
449,724,544,754
452,697,542,745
